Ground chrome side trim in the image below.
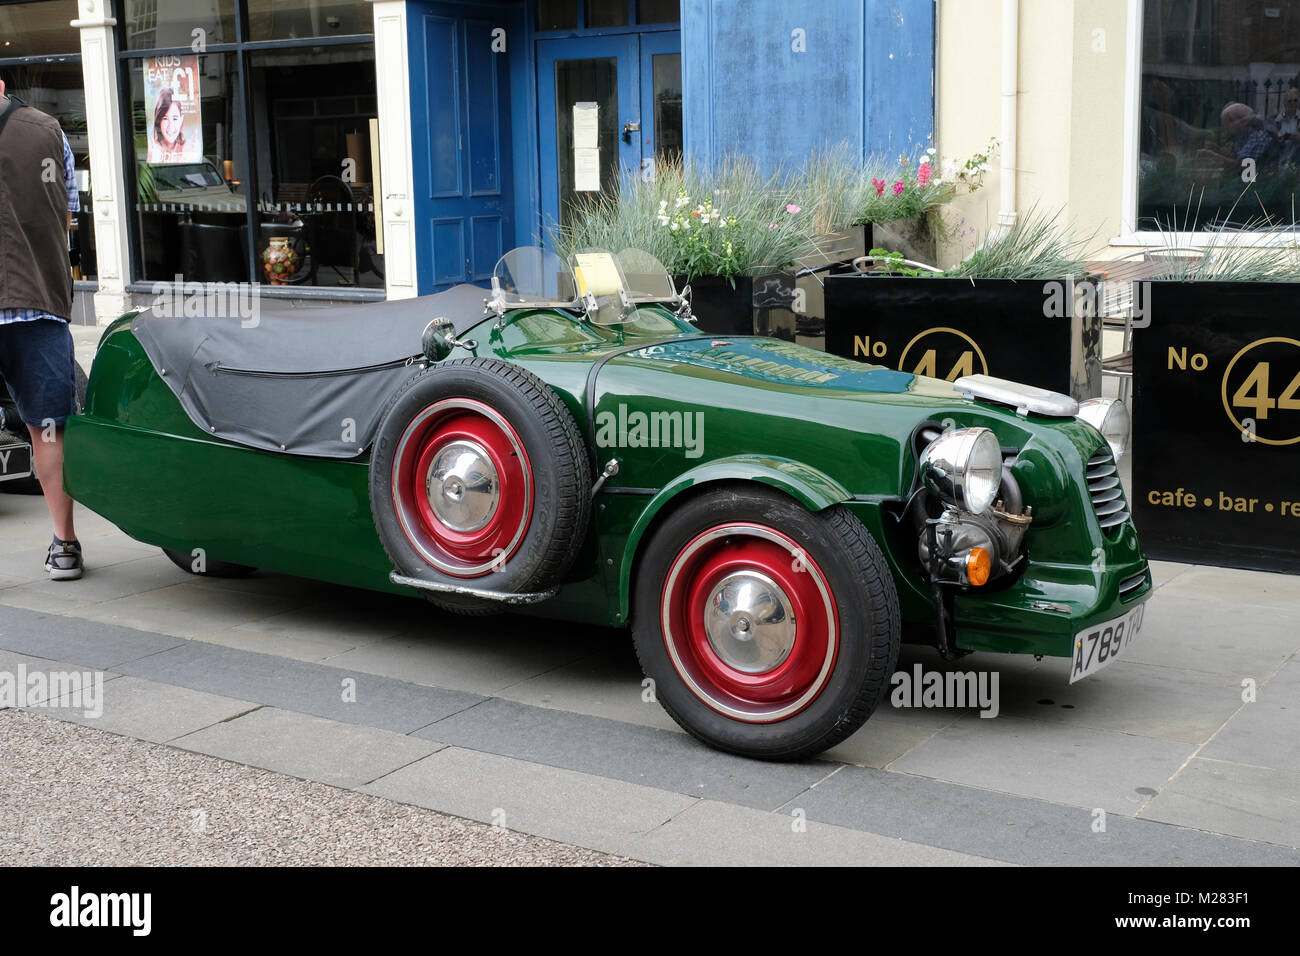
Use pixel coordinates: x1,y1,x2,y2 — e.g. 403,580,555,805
389,572,558,605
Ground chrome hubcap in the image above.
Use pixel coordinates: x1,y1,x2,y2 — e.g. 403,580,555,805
703,570,796,673
426,439,498,532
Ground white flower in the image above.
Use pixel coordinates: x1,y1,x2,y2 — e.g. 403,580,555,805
979,162,991,171
926,147,936,156
658,199,668,211
657,214,670,226
675,195,689,208
670,222,679,232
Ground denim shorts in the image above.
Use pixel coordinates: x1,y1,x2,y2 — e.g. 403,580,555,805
0,318,75,427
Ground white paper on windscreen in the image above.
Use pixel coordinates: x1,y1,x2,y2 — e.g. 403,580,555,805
574,147,601,191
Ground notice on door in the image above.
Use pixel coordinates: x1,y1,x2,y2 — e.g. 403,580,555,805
573,102,599,149
574,147,601,192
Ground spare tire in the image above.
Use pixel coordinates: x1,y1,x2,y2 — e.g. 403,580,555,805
369,357,591,613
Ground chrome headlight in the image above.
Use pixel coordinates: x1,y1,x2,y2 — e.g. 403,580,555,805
1077,399,1130,461
919,427,1003,515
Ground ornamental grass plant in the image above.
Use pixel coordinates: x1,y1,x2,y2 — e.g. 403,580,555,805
1145,190,1300,281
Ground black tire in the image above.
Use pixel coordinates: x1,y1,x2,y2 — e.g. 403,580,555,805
632,485,900,761
0,362,88,496
162,547,257,578
369,357,591,615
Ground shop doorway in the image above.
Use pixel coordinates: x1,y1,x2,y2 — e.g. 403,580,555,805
537,31,681,232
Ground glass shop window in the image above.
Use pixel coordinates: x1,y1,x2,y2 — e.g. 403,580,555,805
1139,0,1300,231
128,53,249,282
249,45,381,289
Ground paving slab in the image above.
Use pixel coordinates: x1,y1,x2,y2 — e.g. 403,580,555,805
1155,564,1300,610
0,537,168,588
113,638,486,733
416,696,837,810
887,713,1197,815
787,763,1300,866
616,796,1010,866
985,657,1244,744
36,674,255,742
1148,559,1194,589
1138,757,1300,850
0,555,188,614
324,617,607,696
497,640,682,732
1117,594,1298,677
1198,658,1300,773
175,706,443,789
361,745,697,855
64,581,315,641
0,605,184,669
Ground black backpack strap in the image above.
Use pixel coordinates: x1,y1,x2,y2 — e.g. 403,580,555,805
0,94,26,140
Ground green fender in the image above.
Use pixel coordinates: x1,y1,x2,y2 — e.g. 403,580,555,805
615,455,853,619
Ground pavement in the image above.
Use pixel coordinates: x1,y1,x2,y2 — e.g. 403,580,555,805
0,327,1294,866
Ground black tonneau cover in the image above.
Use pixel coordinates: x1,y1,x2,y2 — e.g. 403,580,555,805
132,284,487,458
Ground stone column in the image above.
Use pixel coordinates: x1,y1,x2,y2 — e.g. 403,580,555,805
71,0,133,324
369,0,419,299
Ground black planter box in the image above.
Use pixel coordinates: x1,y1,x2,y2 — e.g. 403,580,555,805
676,274,754,336
823,275,1102,399
1132,280,1300,574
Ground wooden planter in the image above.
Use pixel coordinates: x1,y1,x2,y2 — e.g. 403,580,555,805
1131,280,1300,574
822,274,1102,399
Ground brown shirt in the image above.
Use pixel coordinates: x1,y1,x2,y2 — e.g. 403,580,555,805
0,93,73,320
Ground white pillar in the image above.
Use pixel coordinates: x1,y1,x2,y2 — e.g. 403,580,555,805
370,0,419,299
996,0,1019,236
72,0,133,324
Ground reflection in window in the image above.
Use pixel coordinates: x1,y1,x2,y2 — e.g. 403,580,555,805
247,0,373,42
1140,0,1300,230
122,0,236,51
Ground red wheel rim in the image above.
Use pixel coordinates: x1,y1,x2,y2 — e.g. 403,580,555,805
660,523,839,722
391,398,532,577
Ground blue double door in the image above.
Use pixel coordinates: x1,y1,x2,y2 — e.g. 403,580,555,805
537,31,681,232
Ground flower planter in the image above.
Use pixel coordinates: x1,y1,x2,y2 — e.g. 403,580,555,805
1131,280,1300,574
867,217,937,265
675,274,755,336
822,274,1102,399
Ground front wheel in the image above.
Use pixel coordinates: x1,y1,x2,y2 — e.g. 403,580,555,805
632,486,900,761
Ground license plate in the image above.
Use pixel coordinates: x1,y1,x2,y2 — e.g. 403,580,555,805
0,435,32,482
1069,603,1145,683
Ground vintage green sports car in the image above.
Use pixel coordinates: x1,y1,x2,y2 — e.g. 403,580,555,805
65,248,1151,760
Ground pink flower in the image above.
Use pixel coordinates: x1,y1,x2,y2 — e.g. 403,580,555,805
918,162,932,187
786,203,801,214
893,181,905,196
768,223,778,229
872,178,885,196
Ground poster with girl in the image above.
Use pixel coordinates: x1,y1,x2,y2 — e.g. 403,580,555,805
144,54,202,164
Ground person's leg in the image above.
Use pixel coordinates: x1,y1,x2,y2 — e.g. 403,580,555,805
2,318,81,577
29,424,74,540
